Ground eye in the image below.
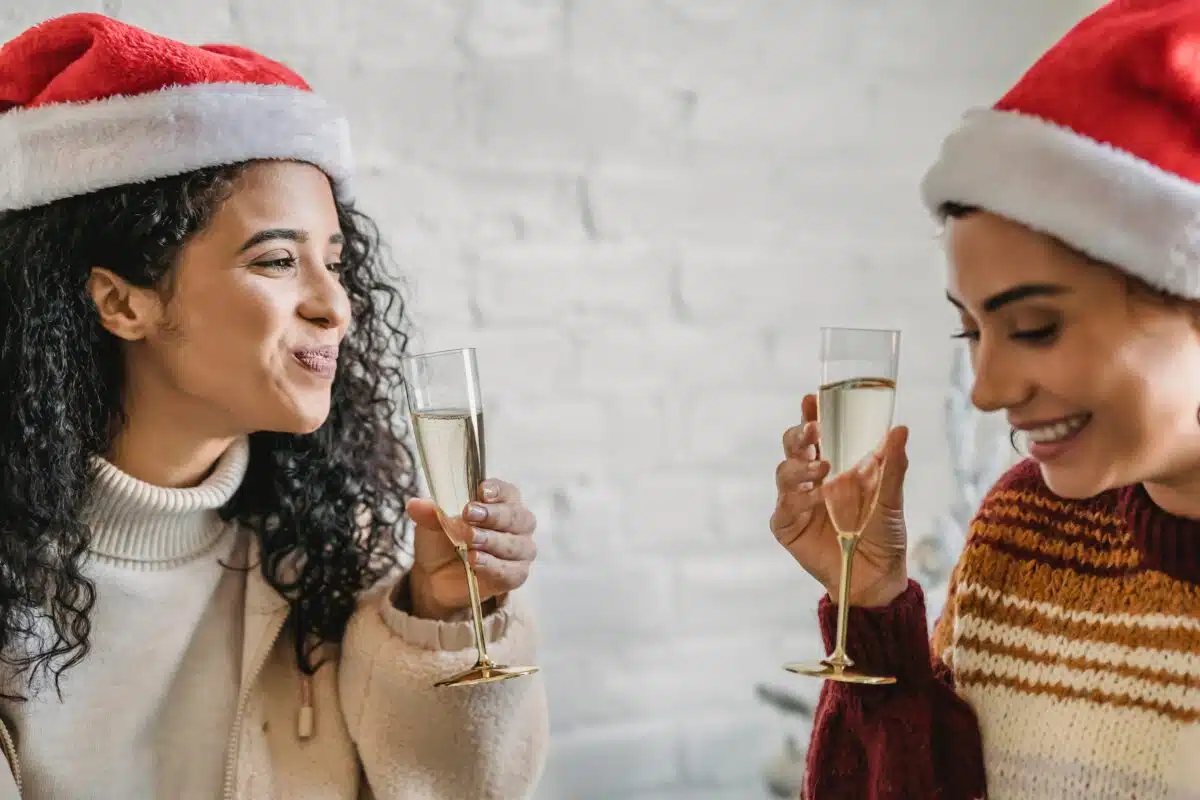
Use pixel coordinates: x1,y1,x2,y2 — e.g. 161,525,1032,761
951,328,980,342
326,261,344,273
1013,323,1059,343
254,255,298,271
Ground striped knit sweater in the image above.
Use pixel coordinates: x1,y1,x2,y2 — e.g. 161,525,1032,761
803,459,1200,800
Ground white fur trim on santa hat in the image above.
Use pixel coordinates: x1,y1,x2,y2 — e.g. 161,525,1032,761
920,108,1200,299
0,82,354,213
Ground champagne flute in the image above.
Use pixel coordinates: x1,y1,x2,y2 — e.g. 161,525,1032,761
401,347,539,688
785,327,901,686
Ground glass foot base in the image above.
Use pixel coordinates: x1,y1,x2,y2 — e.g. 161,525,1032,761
784,659,896,685
434,661,539,688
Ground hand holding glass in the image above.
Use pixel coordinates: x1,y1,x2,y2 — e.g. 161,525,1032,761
401,347,538,688
785,327,901,685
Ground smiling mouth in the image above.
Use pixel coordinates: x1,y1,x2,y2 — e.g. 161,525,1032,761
1020,413,1091,444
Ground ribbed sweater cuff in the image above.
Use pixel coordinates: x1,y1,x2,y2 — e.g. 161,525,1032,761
817,579,934,687
380,574,515,652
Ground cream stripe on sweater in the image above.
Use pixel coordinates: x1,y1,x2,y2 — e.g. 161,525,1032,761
935,463,1200,799
0,437,251,800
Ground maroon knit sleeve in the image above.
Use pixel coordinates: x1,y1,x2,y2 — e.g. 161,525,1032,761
801,580,986,800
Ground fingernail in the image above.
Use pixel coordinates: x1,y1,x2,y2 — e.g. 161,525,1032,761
473,528,488,545
481,482,499,500
464,504,487,522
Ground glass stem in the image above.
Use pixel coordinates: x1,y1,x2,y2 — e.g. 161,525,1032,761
826,532,858,670
456,545,493,667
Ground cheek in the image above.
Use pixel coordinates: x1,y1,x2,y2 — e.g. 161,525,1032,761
162,287,290,384
1013,337,1097,404
1096,338,1200,454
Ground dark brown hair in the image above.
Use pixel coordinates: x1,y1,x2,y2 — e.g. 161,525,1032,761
939,202,1183,308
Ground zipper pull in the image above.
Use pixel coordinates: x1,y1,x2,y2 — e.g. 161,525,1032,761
297,675,314,740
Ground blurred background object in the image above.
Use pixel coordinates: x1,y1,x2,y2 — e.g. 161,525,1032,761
0,1,1103,796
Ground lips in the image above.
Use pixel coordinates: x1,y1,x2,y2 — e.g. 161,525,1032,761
294,345,338,378
1017,413,1092,444
1013,413,1092,463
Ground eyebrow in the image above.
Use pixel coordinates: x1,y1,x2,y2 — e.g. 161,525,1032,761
945,283,1069,313
238,228,345,253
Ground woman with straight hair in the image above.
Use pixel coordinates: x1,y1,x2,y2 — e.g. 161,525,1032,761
773,1,1200,797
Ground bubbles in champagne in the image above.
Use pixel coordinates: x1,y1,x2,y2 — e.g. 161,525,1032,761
818,378,896,476
411,408,485,546
818,377,895,535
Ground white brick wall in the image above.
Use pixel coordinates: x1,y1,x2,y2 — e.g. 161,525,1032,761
1,1,1103,796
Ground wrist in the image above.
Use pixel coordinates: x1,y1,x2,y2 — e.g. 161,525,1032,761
400,569,458,621
853,573,911,609
400,569,501,621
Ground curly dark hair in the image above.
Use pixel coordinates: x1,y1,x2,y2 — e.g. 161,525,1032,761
0,161,418,698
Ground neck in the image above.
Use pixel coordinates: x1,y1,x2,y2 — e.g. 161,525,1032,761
112,373,242,489
1117,482,1200,585
1140,461,1200,521
109,422,238,489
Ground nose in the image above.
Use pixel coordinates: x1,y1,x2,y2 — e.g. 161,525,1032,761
298,261,351,334
969,340,1033,414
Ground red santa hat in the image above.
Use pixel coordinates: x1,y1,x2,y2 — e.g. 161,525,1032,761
0,13,353,213
920,0,1200,299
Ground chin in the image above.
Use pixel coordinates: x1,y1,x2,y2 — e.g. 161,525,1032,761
1036,463,1116,500
289,414,329,435
266,399,332,435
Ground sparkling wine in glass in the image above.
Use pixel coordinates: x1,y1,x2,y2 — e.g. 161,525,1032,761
401,347,538,688
785,327,901,686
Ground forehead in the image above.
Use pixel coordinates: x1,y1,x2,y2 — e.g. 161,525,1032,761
213,161,338,231
945,211,1116,306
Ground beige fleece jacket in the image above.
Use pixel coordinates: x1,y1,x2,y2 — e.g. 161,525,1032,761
0,536,549,800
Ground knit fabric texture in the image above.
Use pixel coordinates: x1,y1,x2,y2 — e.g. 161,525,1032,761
804,459,1199,800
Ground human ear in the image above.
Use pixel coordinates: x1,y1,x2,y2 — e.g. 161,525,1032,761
86,267,163,341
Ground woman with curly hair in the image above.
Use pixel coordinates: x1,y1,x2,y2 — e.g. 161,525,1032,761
0,12,547,800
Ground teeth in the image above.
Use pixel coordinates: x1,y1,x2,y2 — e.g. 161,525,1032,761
1026,415,1088,444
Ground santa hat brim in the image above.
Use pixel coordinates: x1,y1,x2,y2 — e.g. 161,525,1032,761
0,82,353,213
920,108,1200,299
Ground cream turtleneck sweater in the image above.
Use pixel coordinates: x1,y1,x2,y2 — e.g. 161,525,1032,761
0,437,251,800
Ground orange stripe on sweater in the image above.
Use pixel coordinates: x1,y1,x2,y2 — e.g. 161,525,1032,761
959,545,1199,619
957,591,1200,654
955,669,1199,724
981,503,1131,549
970,523,1141,570
957,633,1196,690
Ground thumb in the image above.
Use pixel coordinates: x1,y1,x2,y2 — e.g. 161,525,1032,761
406,498,443,537
878,425,909,507
403,501,446,551
407,498,469,558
